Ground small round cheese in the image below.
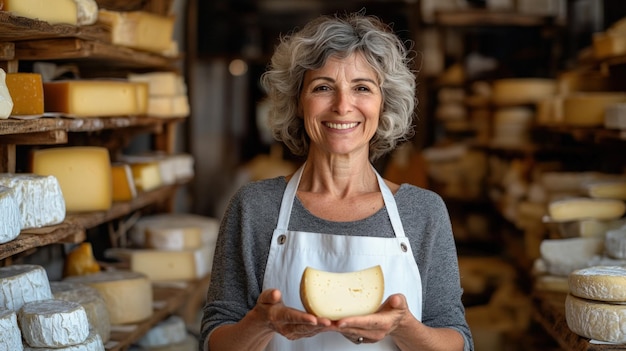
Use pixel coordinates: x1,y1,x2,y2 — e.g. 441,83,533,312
138,315,187,348
569,266,626,302
19,299,90,348
0,264,53,311
0,307,23,351
23,330,104,351
565,294,626,343
300,265,384,320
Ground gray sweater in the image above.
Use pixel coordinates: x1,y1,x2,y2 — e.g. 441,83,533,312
201,176,473,351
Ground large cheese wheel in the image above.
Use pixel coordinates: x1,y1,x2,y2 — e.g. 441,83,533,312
565,294,626,343
32,146,112,213
97,10,175,53
1,0,78,24
0,308,23,351
129,245,214,281
539,237,604,277
129,213,219,248
23,331,104,351
0,173,66,230
63,271,152,325
50,281,111,343
569,266,626,302
300,265,384,320
0,185,21,244
0,264,53,311
19,299,90,348
548,197,626,222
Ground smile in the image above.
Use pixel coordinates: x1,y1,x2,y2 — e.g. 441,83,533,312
324,122,359,130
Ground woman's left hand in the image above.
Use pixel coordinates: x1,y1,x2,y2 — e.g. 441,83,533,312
330,293,412,344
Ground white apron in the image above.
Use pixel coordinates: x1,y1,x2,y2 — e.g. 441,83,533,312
262,164,423,351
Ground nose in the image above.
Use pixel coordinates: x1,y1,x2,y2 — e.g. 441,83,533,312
332,90,353,115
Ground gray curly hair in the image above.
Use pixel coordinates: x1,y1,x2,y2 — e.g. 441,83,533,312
259,12,417,161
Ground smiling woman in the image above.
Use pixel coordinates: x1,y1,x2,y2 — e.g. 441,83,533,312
201,12,474,351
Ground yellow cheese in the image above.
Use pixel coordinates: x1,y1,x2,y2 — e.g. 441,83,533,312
548,197,626,222
129,245,214,282
63,242,101,278
43,80,144,117
111,163,137,202
145,226,205,250
300,265,384,320
130,162,162,192
586,180,626,200
98,10,175,53
148,95,190,118
134,81,149,115
32,146,112,212
128,72,186,96
5,73,44,116
1,0,78,25
492,78,556,106
563,93,626,127
593,32,626,59
0,69,13,119
63,271,153,325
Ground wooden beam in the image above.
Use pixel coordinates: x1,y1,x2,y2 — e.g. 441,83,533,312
0,144,16,173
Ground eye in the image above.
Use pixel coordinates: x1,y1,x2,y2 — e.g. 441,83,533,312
355,85,371,92
312,85,331,92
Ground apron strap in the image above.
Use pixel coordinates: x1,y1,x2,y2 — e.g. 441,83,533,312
276,163,406,238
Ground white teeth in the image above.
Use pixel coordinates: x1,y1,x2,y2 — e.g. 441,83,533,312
325,122,358,130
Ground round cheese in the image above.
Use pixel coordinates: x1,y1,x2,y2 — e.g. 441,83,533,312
300,265,384,320
50,281,111,343
23,330,104,351
0,185,21,244
565,294,626,343
19,299,90,348
0,308,23,351
63,271,153,325
0,264,53,311
569,266,626,302
605,228,626,260
547,197,626,222
137,315,187,348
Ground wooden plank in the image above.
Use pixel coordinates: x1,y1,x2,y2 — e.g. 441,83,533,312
0,223,85,261
0,129,67,145
435,9,552,27
0,11,108,42
14,38,175,68
0,42,15,60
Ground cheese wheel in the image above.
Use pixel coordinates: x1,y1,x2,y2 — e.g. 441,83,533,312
97,10,175,53
129,245,214,281
300,265,384,320
129,213,219,248
19,299,90,348
32,147,112,213
539,238,604,277
23,331,105,351
565,294,626,343
130,162,162,192
128,72,186,97
548,197,626,222
0,185,21,244
563,92,626,127
0,308,23,351
0,264,53,311
605,228,626,259
50,281,111,343
0,174,66,230
569,266,626,302
0,68,14,119
586,180,626,200
63,271,152,325
1,0,78,24
137,315,187,348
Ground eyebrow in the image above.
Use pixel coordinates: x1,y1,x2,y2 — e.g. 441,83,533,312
309,77,378,85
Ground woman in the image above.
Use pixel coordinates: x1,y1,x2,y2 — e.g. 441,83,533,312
201,12,473,351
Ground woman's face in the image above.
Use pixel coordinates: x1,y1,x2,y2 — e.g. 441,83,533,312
299,52,382,159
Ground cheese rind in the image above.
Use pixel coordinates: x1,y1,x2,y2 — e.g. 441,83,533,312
63,271,152,325
73,0,98,25
539,237,604,276
0,173,66,229
5,73,44,116
50,281,111,343
23,330,104,351
300,265,384,320
0,308,23,351
548,197,626,222
0,264,53,311
569,266,626,302
565,294,626,343
19,299,90,348
0,185,21,244
2,0,78,25
111,163,137,202
129,214,219,248
32,147,112,212
0,68,14,119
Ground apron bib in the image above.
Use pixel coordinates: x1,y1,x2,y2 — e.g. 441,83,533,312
262,164,422,351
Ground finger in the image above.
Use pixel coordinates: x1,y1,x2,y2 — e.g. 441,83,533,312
258,289,282,305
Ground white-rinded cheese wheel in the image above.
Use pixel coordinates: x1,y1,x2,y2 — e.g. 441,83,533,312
137,315,187,348
300,265,384,320
0,174,66,230
0,308,23,351
563,92,626,127
539,238,604,276
548,197,626,222
63,271,152,325
605,228,626,259
50,281,111,343
0,185,21,244
565,294,626,343
23,330,104,351
19,299,90,348
569,266,626,301
0,264,53,311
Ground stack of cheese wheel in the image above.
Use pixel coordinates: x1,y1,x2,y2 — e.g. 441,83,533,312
566,266,626,343
128,72,190,118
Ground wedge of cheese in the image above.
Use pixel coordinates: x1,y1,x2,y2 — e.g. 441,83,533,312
548,197,626,222
0,68,14,119
5,73,44,116
300,265,384,320
63,242,101,277
98,10,175,53
32,147,112,212
1,0,78,25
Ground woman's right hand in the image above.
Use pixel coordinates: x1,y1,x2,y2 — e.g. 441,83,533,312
254,288,333,340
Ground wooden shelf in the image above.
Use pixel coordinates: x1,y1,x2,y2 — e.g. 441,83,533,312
0,11,108,42
434,9,554,27
0,183,186,261
106,274,210,351
532,291,626,351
